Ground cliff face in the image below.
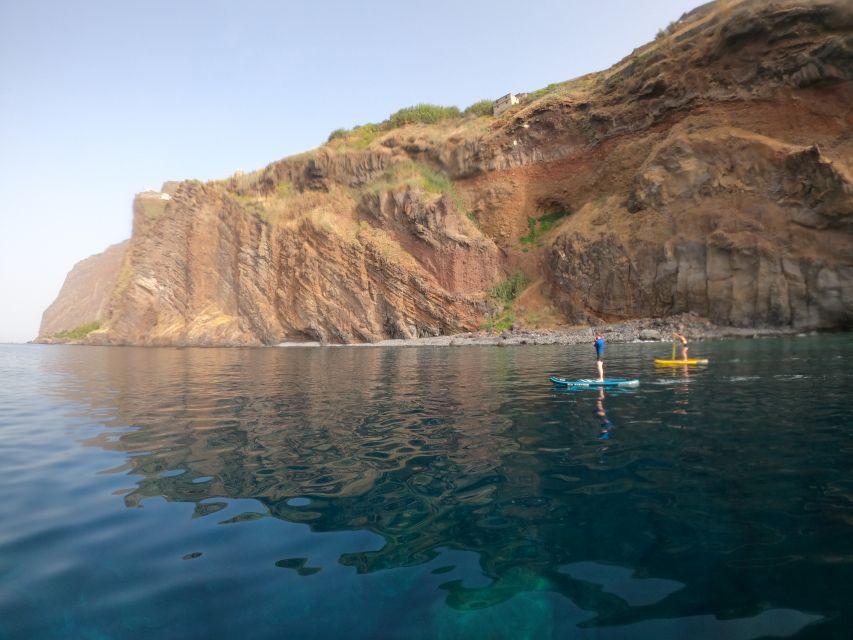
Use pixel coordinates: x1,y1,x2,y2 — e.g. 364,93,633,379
96,161,500,346
38,240,128,340
41,0,853,345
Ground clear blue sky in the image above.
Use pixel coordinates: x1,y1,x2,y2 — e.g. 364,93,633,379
0,0,700,343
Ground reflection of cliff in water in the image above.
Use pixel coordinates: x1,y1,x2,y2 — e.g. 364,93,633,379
60,349,524,555
45,344,829,629
58,348,567,587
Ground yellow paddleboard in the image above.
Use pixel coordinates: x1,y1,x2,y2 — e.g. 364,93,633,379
654,359,709,365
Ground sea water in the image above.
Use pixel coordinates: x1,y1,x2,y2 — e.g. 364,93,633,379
0,336,851,639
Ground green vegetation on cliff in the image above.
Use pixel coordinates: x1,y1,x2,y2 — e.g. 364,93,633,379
388,104,461,127
489,272,528,306
362,162,460,202
483,272,528,332
328,99,495,148
327,128,349,142
51,321,101,341
520,210,571,247
418,164,453,194
463,99,494,117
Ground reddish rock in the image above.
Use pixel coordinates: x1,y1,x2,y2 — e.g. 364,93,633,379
40,0,853,344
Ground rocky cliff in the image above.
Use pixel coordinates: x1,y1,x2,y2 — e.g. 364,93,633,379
40,0,853,345
38,240,128,340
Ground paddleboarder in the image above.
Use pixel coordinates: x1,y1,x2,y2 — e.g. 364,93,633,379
594,332,605,381
673,332,689,360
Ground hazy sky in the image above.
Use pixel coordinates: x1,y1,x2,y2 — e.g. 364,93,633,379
0,0,701,343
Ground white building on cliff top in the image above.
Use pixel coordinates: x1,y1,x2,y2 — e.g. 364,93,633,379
493,92,528,116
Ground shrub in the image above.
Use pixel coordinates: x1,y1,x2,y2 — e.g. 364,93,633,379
418,165,452,194
520,209,570,245
351,123,380,148
482,272,528,333
656,20,678,40
388,103,461,128
489,272,528,306
416,164,470,213
327,128,350,142
537,209,570,233
482,309,515,333
463,99,493,117
53,321,101,341
328,123,382,147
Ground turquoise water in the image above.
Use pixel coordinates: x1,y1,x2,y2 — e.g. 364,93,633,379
1,336,851,639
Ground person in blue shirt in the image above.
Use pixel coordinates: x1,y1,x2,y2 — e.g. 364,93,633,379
594,332,605,381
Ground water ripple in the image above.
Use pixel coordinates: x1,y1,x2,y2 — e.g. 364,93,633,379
0,338,851,639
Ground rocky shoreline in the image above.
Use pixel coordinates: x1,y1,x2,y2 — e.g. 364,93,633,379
277,314,818,347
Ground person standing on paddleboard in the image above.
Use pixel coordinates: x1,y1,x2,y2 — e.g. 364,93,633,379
594,333,605,381
673,332,688,360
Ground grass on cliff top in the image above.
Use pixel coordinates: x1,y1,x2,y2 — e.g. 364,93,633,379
525,83,563,102
326,74,607,148
51,321,101,341
389,104,461,127
331,123,381,149
327,99,494,147
463,99,493,117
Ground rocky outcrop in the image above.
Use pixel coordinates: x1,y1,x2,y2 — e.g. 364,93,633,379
38,241,128,338
40,0,853,344
548,124,853,329
549,232,853,328
425,0,852,178
92,177,499,346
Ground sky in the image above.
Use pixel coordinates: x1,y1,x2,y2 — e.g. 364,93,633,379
0,0,702,343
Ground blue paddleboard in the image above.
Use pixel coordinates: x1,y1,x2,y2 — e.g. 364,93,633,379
550,376,639,387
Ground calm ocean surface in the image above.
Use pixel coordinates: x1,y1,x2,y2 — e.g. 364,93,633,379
1,336,851,639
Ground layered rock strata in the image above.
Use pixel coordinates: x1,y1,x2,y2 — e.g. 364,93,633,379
39,0,853,344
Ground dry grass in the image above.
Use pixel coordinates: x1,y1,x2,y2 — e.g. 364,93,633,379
303,203,361,240
356,224,422,271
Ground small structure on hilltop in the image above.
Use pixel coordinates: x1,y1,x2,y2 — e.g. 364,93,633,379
138,190,171,201
493,92,529,116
